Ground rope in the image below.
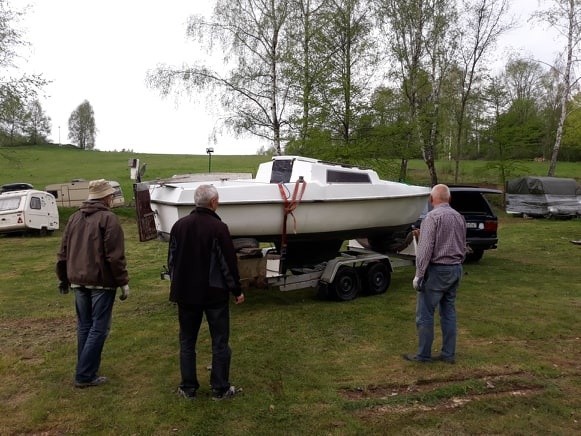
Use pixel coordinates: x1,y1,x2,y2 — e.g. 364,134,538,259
277,177,307,272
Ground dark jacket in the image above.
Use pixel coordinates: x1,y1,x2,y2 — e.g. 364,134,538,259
56,200,129,288
168,207,242,305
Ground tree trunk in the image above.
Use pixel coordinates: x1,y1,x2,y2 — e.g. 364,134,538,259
548,0,575,176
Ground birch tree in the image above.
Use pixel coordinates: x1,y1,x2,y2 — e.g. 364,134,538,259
533,0,581,176
148,0,291,155
376,0,456,185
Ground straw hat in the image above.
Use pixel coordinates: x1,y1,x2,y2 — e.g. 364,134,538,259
87,179,116,200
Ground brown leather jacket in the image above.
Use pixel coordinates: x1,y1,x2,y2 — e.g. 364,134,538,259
56,200,129,289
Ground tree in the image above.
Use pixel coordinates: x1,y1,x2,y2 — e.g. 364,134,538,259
0,1,46,119
317,0,377,147
375,0,457,185
533,0,581,176
68,100,96,150
285,0,330,150
23,99,51,144
0,88,25,144
149,0,292,155
451,0,513,183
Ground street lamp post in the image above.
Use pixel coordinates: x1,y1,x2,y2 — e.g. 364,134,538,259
206,147,214,172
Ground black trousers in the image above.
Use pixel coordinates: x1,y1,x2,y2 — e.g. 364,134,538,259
177,301,231,393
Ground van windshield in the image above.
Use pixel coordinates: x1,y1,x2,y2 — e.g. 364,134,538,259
0,196,22,211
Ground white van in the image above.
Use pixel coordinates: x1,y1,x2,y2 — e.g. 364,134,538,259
45,179,125,208
0,189,59,235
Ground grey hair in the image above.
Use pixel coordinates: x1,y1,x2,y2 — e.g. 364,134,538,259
194,184,219,207
431,184,451,202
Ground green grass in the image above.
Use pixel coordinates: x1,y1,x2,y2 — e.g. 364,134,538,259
1,146,580,434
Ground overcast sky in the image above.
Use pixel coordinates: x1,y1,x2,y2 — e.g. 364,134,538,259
18,0,560,156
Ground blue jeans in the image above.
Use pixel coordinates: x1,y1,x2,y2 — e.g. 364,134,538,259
416,264,462,360
178,302,232,393
75,288,116,383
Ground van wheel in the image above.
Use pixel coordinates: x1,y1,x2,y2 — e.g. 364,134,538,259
39,227,48,237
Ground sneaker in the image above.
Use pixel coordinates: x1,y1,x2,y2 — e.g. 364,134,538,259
402,353,432,363
75,376,108,388
212,385,241,400
177,387,197,400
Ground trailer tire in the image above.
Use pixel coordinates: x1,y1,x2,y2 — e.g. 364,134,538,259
362,261,391,295
329,266,360,301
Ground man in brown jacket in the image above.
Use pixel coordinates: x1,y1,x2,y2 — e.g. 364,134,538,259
56,179,129,388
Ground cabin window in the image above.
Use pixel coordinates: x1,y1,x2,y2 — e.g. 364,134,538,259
30,196,42,210
0,197,22,211
326,170,371,183
270,159,293,183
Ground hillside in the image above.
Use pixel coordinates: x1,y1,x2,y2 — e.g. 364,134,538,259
1,146,579,203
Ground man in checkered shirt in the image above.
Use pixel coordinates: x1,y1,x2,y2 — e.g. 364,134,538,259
403,184,466,364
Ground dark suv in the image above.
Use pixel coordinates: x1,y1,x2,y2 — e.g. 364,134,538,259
416,186,502,262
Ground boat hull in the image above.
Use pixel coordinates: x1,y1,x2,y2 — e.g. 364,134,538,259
150,181,429,244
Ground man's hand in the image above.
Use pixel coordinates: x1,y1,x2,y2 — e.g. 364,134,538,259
412,276,423,291
58,281,69,295
119,285,130,301
234,293,245,304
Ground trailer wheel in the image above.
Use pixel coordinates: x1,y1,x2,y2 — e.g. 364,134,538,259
330,266,360,301
39,227,48,237
363,261,391,295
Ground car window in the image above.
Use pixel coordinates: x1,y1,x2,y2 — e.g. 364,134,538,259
450,192,491,214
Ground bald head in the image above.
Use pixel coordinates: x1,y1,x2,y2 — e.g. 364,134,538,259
430,184,451,206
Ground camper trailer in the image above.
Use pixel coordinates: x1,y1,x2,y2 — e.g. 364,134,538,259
45,179,125,208
0,189,59,235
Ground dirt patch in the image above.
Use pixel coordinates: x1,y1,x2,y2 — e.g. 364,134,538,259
340,370,546,416
0,316,75,363
356,387,543,417
340,369,529,400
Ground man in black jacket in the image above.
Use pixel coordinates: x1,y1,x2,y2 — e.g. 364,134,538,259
168,184,245,400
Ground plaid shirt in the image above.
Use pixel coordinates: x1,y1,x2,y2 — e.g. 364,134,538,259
415,203,466,279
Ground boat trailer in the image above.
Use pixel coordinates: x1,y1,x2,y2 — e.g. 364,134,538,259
161,239,415,302
232,239,416,301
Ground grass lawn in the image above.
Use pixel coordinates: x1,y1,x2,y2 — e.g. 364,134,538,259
0,147,580,434
1,213,580,434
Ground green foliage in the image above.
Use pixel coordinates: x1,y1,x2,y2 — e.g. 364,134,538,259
68,100,96,150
